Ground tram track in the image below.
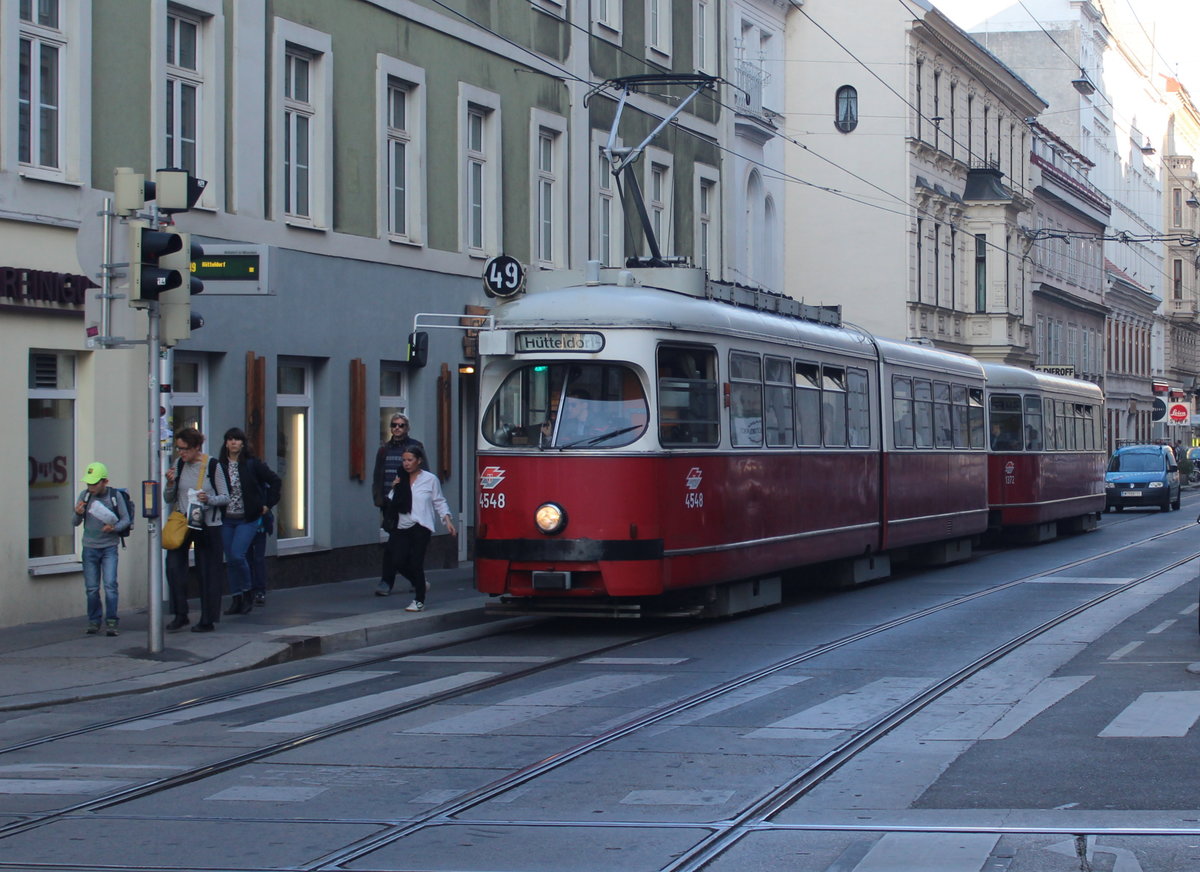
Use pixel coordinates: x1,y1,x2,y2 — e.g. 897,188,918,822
1,518,1197,869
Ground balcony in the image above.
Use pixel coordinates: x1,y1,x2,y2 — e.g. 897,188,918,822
733,59,770,122
1168,297,1199,322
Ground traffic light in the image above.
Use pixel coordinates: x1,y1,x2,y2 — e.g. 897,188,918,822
160,233,205,346
128,220,183,305
114,167,155,217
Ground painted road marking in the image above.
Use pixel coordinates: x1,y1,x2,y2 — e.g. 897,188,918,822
232,672,499,733
110,671,390,731
406,673,670,735
1100,691,1200,737
745,677,930,739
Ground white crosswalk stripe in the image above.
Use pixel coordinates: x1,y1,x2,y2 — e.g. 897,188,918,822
232,672,499,733
1100,691,1200,737
406,673,670,735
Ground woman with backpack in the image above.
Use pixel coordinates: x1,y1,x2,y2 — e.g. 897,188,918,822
216,427,281,615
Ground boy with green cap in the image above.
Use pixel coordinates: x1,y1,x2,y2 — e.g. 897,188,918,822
72,462,131,636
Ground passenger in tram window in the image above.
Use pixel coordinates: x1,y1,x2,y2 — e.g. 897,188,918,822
1025,425,1042,451
990,422,1021,451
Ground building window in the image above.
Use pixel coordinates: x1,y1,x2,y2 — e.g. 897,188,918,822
169,354,208,438
379,362,410,444
273,20,330,226
283,48,313,219
18,0,63,170
974,234,987,312
694,0,714,73
835,85,858,133
531,115,566,267
165,9,201,176
377,57,425,244
646,0,672,59
1173,188,1183,227
696,173,719,272
29,351,75,560
595,0,621,33
276,360,312,545
1174,259,1184,299
648,156,673,254
596,144,617,265
461,86,502,256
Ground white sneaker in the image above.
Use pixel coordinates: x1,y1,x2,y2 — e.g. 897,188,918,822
405,600,424,612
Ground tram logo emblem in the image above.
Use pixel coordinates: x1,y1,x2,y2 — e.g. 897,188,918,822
480,466,506,489
685,467,703,490
1004,461,1014,475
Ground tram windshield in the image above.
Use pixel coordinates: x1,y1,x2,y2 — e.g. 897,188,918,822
482,363,648,449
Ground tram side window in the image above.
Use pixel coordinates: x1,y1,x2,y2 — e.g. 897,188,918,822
933,382,953,448
1073,404,1087,451
729,351,763,447
988,394,1022,450
795,362,822,446
913,379,933,448
969,388,986,448
1024,396,1043,450
658,346,719,446
1043,398,1057,451
823,366,848,447
951,385,969,448
892,376,914,448
1054,400,1067,450
847,368,870,447
764,356,794,447
1083,404,1096,450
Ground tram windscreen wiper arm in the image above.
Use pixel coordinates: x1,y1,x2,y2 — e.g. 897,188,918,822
559,426,641,449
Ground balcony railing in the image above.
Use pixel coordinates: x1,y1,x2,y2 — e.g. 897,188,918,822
733,59,768,120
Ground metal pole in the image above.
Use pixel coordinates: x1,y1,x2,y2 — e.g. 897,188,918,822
100,197,113,339
147,303,164,654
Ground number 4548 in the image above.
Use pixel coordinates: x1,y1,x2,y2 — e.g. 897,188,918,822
479,492,506,509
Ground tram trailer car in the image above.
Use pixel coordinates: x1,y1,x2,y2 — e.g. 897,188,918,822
981,363,1106,541
474,265,1018,618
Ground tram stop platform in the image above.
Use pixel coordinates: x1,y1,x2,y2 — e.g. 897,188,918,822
0,566,513,712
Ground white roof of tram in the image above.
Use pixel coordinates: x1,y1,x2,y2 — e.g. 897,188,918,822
488,278,985,381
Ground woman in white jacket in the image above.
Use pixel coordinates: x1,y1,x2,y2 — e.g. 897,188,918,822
376,444,456,611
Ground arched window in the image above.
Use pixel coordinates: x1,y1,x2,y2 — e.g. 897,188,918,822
835,85,858,133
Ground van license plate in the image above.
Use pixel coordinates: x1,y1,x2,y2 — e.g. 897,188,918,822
1121,490,1142,497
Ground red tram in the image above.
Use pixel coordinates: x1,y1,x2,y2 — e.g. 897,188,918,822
982,363,1106,539
472,265,1103,617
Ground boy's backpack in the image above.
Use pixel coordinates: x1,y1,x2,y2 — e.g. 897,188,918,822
110,487,136,546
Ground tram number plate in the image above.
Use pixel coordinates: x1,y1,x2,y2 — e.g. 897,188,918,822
1121,490,1142,497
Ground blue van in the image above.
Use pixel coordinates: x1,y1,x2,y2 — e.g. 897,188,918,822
1104,444,1181,512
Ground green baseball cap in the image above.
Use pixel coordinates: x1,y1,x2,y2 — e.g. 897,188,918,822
82,462,109,484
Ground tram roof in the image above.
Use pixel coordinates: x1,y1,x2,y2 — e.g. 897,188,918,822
981,362,1104,400
488,280,984,379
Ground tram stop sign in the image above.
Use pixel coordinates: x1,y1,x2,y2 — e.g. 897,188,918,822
1169,402,1190,424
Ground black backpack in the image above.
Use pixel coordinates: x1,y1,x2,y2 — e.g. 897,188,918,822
110,488,136,546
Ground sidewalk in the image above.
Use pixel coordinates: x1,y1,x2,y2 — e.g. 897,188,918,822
0,565,507,712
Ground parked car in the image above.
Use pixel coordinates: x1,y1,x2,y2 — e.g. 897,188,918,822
1105,444,1181,512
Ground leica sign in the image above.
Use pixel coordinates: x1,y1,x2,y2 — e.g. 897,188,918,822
1168,402,1190,423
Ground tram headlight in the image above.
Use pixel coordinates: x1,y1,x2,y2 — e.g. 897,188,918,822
535,502,567,535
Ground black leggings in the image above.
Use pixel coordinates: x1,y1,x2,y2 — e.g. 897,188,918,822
381,525,432,602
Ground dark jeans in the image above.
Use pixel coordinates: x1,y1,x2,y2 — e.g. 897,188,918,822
249,527,268,597
381,524,432,602
166,526,226,626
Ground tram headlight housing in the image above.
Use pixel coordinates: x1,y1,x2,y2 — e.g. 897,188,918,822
535,502,567,535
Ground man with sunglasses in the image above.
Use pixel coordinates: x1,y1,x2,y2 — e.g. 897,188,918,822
371,413,425,509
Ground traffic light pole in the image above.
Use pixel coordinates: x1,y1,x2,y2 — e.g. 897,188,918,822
146,298,165,655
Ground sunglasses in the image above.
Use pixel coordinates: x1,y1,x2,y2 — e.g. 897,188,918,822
391,422,408,429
